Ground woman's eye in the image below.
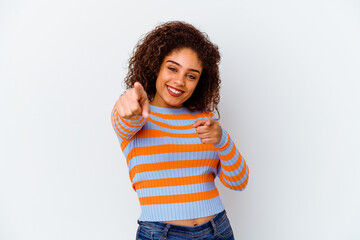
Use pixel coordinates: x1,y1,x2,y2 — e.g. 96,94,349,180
168,67,176,72
187,74,196,79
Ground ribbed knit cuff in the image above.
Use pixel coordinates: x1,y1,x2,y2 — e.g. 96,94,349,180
214,126,229,149
119,89,127,98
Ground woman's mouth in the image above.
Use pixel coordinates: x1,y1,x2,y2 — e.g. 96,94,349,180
167,85,184,97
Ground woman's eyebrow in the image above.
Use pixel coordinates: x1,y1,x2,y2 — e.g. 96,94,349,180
166,60,200,74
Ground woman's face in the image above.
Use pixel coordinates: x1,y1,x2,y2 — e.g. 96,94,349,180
151,48,203,108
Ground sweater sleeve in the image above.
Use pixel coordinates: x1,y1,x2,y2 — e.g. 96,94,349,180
213,122,249,191
111,90,146,141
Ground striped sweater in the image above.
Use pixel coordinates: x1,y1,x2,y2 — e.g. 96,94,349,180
111,99,249,221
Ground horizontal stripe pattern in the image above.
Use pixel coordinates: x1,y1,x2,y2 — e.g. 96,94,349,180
136,181,217,197
111,102,249,221
111,105,145,140
139,188,219,205
134,173,215,190
129,158,218,181
127,151,219,172
126,144,215,165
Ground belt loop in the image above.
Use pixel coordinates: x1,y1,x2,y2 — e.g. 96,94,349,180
210,218,220,236
160,223,171,239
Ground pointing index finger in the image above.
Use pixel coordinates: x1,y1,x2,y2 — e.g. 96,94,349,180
141,98,150,119
134,82,146,100
205,118,216,127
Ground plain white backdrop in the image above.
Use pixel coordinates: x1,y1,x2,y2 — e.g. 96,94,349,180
1,0,359,239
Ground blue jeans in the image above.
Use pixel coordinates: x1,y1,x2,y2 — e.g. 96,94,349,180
136,210,234,240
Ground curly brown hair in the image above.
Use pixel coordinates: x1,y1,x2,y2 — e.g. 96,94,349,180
124,21,221,118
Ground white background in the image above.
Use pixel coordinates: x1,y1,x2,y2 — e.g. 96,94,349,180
1,0,359,239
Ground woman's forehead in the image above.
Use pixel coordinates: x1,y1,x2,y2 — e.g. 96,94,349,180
163,48,203,70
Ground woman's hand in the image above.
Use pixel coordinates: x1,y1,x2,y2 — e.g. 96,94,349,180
116,82,150,119
193,118,222,145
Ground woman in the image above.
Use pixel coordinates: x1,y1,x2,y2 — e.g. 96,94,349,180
111,21,249,240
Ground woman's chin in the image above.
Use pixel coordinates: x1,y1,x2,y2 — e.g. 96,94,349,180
162,98,184,108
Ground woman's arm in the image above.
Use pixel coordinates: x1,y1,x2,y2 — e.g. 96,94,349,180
213,126,249,191
111,104,146,140
111,82,149,140
193,115,249,191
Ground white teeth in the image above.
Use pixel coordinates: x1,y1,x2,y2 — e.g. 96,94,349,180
168,86,182,94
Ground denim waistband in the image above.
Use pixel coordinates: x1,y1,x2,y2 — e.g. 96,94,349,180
137,210,227,233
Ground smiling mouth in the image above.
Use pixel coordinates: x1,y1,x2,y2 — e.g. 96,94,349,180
167,85,184,97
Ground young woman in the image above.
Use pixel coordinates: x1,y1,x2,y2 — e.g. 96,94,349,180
111,21,249,240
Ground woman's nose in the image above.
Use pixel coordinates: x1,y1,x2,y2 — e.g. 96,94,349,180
173,75,185,86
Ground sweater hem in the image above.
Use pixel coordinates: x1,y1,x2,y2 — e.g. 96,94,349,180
138,196,225,221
